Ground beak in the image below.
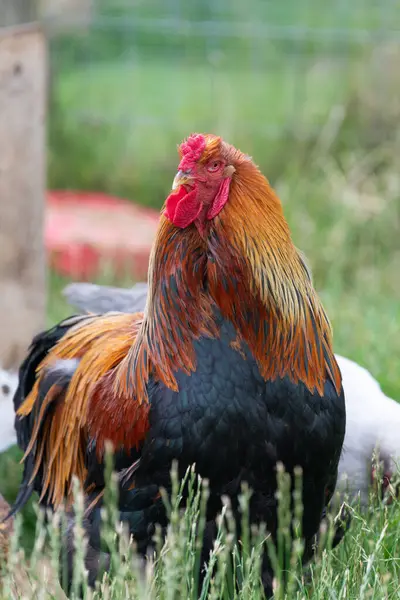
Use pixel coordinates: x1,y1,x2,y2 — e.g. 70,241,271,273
172,170,194,190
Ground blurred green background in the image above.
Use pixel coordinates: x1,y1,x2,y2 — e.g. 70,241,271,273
1,0,400,547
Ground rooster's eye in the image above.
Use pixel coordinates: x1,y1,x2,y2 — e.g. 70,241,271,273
207,161,222,173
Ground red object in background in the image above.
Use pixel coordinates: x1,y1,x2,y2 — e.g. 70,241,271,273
46,191,160,281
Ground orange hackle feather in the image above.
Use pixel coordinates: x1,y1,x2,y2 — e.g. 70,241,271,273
204,138,341,396
121,217,218,399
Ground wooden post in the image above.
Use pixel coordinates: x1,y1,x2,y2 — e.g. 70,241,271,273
0,16,46,369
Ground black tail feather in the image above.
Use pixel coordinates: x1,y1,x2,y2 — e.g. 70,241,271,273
2,455,36,522
14,319,83,451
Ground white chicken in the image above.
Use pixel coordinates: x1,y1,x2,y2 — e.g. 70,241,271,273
335,355,399,505
0,368,18,452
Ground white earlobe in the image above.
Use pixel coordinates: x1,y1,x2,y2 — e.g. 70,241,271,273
223,165,236,178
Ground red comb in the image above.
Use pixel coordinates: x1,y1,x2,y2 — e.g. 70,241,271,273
178,134,206,172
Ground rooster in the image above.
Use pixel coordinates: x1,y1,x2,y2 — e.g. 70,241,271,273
10,134,346,595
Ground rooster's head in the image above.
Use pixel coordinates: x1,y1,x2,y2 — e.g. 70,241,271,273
164,133,241,235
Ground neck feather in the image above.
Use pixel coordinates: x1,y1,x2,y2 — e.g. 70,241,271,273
122,217,217,396
206,163,342,396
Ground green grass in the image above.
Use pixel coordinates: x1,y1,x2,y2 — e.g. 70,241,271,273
57,61,345,130
2,463,400,599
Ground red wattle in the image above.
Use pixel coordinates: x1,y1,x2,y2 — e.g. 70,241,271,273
164,185,201,229
207,177,231,220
